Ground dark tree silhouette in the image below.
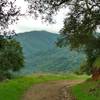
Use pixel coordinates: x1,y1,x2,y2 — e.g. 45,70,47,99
0,0,20,35
0,0,24,80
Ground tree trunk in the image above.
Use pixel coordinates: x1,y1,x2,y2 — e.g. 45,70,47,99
92,68,100,81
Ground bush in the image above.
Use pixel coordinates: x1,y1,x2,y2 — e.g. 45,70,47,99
0,38,24,81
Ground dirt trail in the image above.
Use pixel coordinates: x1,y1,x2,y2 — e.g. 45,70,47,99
22,80,84,100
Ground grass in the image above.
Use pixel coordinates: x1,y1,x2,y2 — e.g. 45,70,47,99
71,79,100,100
0,73,88,100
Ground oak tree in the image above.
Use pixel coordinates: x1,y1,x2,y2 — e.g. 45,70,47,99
28,0,100,80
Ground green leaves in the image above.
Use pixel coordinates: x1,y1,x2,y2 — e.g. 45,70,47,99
0,38,24,80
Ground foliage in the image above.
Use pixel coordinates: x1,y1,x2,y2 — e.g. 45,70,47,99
0,0,22,79
0,37,24,80
27,0,71,23
0,74,88,100
0,0,20,35
27,0,100,75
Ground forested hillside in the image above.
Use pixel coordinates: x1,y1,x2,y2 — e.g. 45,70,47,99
15,31,85,74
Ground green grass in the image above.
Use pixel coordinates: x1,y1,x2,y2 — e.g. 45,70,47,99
71,79,100,100
0,74,88,100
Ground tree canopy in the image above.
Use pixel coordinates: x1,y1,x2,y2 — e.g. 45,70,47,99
0,0,24,80
27,0,100,78
0,0,20,35
0,37,24,80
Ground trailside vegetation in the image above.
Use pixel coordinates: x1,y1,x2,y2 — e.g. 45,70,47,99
0,37,24,80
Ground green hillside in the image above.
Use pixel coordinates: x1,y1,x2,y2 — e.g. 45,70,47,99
14,31,85,75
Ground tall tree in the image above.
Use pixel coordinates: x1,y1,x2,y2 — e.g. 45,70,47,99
28,0,100,80
0,0,24,80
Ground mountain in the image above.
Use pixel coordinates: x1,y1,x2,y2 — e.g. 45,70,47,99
14,31,85,75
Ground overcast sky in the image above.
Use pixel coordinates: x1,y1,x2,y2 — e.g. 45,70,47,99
10,0,100,34
10,0,68,34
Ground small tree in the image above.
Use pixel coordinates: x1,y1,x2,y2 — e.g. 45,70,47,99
0,37,24,80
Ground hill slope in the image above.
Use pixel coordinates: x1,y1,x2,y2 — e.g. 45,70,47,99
15,31,85,74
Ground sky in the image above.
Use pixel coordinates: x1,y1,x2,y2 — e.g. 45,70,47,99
11,0,100,34
11,0,68,34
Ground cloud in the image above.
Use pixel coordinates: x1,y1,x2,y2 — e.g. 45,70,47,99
10,0,69,33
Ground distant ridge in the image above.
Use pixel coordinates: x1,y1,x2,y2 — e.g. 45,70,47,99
15,31,85,75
